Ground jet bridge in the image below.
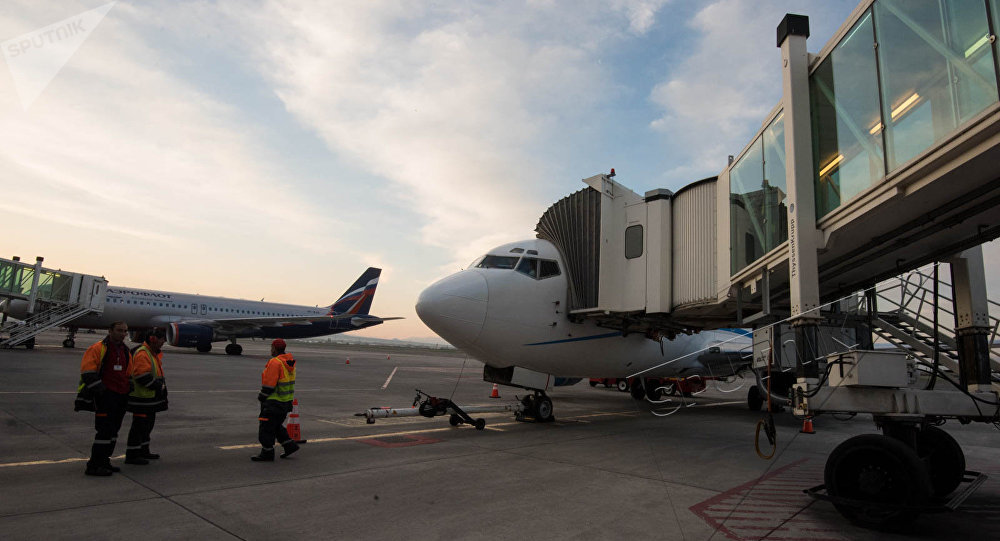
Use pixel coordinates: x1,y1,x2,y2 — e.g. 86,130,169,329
535,1,1000,529
0,256,107,348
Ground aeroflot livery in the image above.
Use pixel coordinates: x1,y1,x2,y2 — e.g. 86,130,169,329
416,239,751,420
5,267,399,355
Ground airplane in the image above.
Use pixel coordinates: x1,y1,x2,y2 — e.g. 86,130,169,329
415,238,753,421
3,267,400,355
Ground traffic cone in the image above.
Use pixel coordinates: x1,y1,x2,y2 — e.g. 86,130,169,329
345,357,350,365
286,399,306,443
800,417,815,434
490,383,500,398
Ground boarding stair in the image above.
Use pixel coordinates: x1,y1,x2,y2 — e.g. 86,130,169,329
0,256,108,348
861,265,1000,392
0,301,94,348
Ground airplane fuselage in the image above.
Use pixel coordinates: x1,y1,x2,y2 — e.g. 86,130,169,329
416,239,748,380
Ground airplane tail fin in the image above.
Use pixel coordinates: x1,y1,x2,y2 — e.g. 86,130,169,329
328,268,382,315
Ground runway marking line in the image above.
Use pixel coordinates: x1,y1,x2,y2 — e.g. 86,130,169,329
689,458,846,541
0,454,125,469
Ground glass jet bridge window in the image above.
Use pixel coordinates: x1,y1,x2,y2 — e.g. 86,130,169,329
475,255,519,269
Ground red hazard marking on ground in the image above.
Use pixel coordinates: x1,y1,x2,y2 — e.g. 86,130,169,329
357,434,441,448
689,458,848,541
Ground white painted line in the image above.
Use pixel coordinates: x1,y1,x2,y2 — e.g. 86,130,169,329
0,453,124,469
381,366,398,389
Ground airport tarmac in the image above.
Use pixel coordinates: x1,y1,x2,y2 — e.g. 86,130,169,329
2,330,999,541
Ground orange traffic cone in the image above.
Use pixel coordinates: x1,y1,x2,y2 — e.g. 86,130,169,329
286,399,306,443
490,383,500,398
800,417,815,434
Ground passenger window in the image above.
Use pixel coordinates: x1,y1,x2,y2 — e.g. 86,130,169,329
539,260,560,279
515,257,538,278
625,225,643,259
475,255,519,269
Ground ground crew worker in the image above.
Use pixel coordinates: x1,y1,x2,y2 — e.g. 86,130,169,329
251,338,300,461
76,321,131,476
125,327,168,465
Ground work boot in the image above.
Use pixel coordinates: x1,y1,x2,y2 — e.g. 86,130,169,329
141,446,160,460
280,441,300,459
85,464,113,476
124,451,149,465
103,461,121,473
250,448,275,462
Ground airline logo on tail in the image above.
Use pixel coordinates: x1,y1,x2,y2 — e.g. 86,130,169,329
328,268,382,315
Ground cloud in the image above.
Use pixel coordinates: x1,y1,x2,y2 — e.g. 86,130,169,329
648,0,854,182
222,0,671,271
0,1,341,257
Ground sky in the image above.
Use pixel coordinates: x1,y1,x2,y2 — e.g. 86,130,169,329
1,0,997,341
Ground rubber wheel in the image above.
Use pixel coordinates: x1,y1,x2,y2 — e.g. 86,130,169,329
748,385,763,411
62,339,75,348
196,343,212,353
824,434,932,529
589,380,598,387
616,379,629,392
448,414,461,426
536,396,554,422
916,426,965,499
630,380,644,400
645,379,664,401
24,337,34,349
474,418,486,430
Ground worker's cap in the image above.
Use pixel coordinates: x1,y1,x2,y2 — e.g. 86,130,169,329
147,327,166,340
271,338,286,349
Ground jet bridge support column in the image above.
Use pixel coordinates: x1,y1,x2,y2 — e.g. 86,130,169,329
948,246,993,392
778,14,822,383
26,256,43,317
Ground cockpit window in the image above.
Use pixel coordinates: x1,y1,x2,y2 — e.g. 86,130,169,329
515,257,538,278
468,255,485,268
539,259,560,278
509,248,524,253
476,255,519,269
516,257,560,280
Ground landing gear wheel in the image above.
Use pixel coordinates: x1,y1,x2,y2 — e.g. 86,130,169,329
630,379,645,400
748,385,763,411
225,343,243,355
589,380,598,387
616,379,629,392
474,418,486,430
645,379,664,401
824,434,931,529
24,337,35,350
62,338,75,348
449,414,461,426
917,426,965,499
536,395,554,422
196,343,212,353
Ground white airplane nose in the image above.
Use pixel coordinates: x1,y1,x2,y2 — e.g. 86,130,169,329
416,271,488,347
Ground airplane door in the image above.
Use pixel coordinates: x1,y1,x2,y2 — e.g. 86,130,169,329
623,201,647,310
200,303,207,315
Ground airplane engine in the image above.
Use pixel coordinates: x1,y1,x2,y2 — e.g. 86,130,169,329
167,323,215,347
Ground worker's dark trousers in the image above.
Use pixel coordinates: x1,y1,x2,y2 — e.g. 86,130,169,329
88,392,128,468
258,401,291,449
126,411,156,456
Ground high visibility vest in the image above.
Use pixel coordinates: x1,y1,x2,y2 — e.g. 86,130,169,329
77,342,107,394
129,345,163,400
268,355,295,403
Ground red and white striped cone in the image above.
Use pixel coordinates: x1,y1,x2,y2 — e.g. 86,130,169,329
286,399,307,443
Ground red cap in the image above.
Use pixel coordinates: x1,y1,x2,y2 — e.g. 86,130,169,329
271,338,286,349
